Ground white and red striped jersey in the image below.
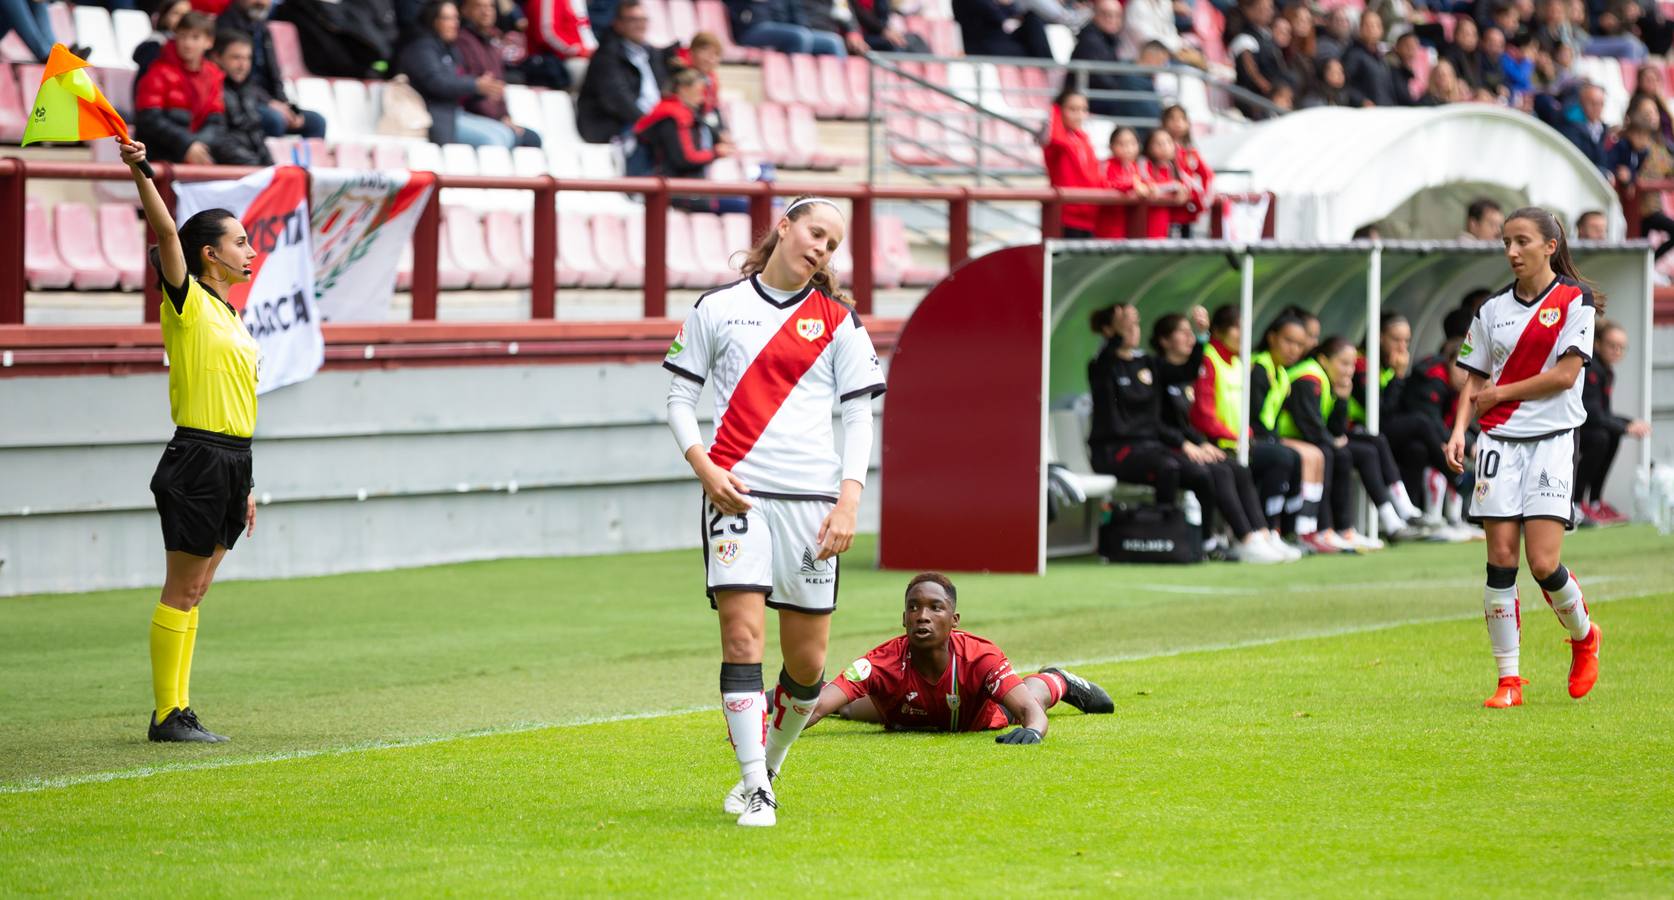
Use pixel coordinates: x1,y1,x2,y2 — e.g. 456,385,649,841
663,275,886,499
1458,275,1595,439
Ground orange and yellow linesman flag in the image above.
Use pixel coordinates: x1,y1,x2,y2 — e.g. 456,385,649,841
22,44,132,147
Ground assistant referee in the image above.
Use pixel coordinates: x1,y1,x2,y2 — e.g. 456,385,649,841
121,138,261,743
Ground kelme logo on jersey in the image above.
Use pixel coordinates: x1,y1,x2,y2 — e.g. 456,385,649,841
844,658,872,682
1539,308,1561,328
715,540,739,566
795,318,826,342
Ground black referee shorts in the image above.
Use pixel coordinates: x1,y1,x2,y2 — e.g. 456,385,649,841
150,426,254,557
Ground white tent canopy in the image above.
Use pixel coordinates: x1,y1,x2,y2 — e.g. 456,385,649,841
1201,106,1623,242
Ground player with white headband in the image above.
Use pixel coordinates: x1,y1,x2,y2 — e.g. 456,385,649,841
664,195,886,826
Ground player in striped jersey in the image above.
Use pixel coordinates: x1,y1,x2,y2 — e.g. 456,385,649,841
664,196,885,826
1446,207,1601,709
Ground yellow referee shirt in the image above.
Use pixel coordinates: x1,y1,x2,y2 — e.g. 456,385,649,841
161,276,259,439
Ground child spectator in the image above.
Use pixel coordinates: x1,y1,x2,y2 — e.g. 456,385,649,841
1141,129,1190,239
1040,89,1105,239
1163,105,1213,238
134,12,225,166
1095,127,1153,239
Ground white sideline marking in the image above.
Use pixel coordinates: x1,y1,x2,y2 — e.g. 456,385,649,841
1,585,1659,796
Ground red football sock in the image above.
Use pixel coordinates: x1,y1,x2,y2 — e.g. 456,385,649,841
1027,672,1066,708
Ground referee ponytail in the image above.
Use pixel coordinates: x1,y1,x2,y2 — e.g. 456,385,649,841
148,208,239,286
1505,206,1606,312
739,195,850,305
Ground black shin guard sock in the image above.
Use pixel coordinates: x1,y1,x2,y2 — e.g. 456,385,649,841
720,662,763,694
777,666,823,701
1536,564,1570,593
1486,563,1519,590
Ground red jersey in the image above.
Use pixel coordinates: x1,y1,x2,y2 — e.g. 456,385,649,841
1095,158,1147,239
1042,105,1104,233
833,631,1026,732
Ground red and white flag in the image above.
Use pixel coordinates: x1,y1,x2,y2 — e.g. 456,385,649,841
310,168,437,322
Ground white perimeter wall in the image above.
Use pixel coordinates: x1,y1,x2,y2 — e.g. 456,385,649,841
0,363,883,596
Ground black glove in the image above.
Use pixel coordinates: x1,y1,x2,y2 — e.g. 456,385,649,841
995,726,1043,745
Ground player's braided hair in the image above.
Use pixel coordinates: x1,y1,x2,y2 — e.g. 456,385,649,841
1504,206,1606,312
738,195,850,305
905,572,956,606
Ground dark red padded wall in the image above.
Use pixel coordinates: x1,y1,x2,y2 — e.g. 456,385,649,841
879,245,1046,574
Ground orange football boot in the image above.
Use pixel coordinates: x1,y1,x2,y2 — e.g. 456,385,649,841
1567,624,1601,699
1483,676,1528,708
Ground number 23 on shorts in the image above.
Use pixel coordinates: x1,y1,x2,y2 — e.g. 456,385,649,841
708,503,748,537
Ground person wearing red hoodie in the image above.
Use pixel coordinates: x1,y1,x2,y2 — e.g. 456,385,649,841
634,67,742,212
1140,128,1188,239
1040,89,1105,238
1162,104,1213,238
524,0,596,89
1094,126,1153,239
134,12,225,166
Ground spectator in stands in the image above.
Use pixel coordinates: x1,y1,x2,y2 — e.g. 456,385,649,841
1443,16,1504,99
1230,0,1287,116
1632,67,1674,144
524,0,597,89
672,32,726,132
1415,59,1466,105
1575,209,1607,239
1121,0,1204,66
210,31,276,166
1276,5,1319,96
1314,6,1353,59
1088,304,1295,564
1041,89,1105,238
850,0,930,53
952,0,1054,59
217,0,329,141
1460,197,1504,240
1534,0,1583,50
135,12,225,166
577,0,666,150
1475,26,1512,99
1577,319,1652,522
1611,95,1674,258
635,67,742,211
1141,128,1191,237
1095,127,1153,238
455,0,544,146
1073,1,1134,115
1159,105,1210,235
275,0,401,79
1344,11,1412,106
1500,28,1539,99
1559,82,1610,173
1586,0,1653,57
1389,29,1427,100
728,0,847,56
1302,57,1370,107
799,0,869,55
398,0,526,148
0,0,79,63
135,0,194,83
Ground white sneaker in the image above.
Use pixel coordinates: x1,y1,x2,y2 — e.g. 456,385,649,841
1237,537,1285,564
737,784,777,827
1266,532,1303,561
723,769,776,814
1349,532,1385,551
1321,532,1359,553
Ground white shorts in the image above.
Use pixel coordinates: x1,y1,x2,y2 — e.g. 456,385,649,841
1467,430,1578,527
703,495,838,614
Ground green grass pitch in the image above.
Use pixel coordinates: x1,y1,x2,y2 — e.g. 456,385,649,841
2,527,1672,895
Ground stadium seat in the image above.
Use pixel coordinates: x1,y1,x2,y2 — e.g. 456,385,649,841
72,6,123,69
761,52,797,106
94,67,135,120
757,102,802,167
444,207,509,289
557,212,613,287
844,56,870,118
24,199,73,290
0,33,34,64
0,63,25,142
1043,24,1074,63
302,137,334,167
406,141,445,175
643,0,674,47
787,104,842,169
788,54,826,110
112,9,150,65
333,141,373,170
816,54,860,119
668,0,699,43
512,145,548,178
330,79,378,140
89,138,140,203
504,84,544,136
879,214,945,285
267,20,309,80
721,98,768,164
373,142,410,171
721,211,751,262
575,144,635,213
664,210,707,288
15,65,44,103
589,213,641,287
537,89,583,149
695,0,755,63
482,210,531,288
54,202,120,290
474,144,527,210
1047,410,1119,502
293,78,339,136
47,3,75,48
686,211,734,285
439,142,486,208
98,203,146,291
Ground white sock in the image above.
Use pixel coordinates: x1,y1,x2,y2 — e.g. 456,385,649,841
1378,502,1406,533
1446,489,1463,526
763,670,821,777
1541,566,1592,640
1424,469,1447,521
1284,492,1303,515
720,662,770,790
1484,581,1520,678
1266,494,1286,518
1297,481,1323,535
1392,482,1423,521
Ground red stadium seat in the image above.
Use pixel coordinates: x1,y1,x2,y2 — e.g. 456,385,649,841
267,20,309,80
434,233,471,291
94,67,135,120
483,210,531,289
444,207,509,289
721,98,769,164
333,141,372,170
0,33,35,64
879,214,945,286
98,203,146,291
590,213,641,287
686,210,734,286
695,0,756,63
665,210,706,287
0,63,26,142
266,136,298,165
643,0,674,47
788,53,825,110
761,52,797,106
757,102,802,167
787,104,843,169
558,212,613,288
25,199,73,290
721,211,752,260
373,142,410,171
47,3,75,46
816,54,860,119
55,202,120,290
844,56,870,118
16,64,44,101
668,0,699,43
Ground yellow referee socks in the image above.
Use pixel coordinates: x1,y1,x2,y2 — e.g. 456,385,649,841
149,602,191,724
178,605,200,710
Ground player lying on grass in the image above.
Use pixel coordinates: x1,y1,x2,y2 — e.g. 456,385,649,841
725,572,1112,807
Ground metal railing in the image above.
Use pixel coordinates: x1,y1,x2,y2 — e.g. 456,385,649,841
0,157,1274,325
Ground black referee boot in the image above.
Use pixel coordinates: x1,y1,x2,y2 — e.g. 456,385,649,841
179,708,229,742
1040,667,1116,714
147,709,219,743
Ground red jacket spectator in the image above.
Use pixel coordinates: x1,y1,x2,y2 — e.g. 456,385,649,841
633,94,717,176
1173,144,1213,226
1042,104,1104,234
526,0,597,59
1141,158,1182,238
135,40,227,163
1095,158,1147,239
